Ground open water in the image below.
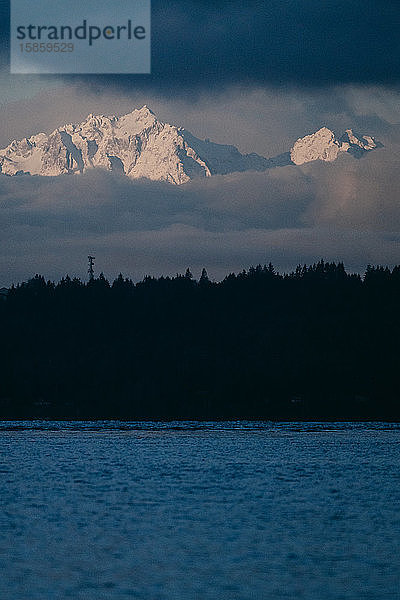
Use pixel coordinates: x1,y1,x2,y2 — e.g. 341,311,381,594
1,421,400,599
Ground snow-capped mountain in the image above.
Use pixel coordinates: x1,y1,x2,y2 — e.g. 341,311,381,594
0,107,381,184
290,127,380,165
0,106,268,184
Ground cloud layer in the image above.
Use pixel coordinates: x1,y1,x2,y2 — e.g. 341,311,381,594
1,134,399,286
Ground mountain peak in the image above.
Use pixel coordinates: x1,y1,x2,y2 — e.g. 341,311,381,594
0,109,382,183
290,127,340,165
0,106,268,183
122,105,156,120
137,104,154,114
290,126,381,165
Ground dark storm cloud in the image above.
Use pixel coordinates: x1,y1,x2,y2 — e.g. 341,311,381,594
1,1,400,93
148,0,400,87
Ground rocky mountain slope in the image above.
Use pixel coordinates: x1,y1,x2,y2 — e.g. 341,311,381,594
0,106,268,184
0,107,381,184
290,127,380,165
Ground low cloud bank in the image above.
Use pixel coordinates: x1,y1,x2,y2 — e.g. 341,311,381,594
1,139,399,286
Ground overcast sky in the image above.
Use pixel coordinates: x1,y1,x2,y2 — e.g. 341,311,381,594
0,1,399,285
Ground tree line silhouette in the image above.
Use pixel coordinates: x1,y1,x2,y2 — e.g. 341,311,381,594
0,260,399,420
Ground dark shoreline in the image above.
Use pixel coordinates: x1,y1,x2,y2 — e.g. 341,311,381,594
1,415,400,423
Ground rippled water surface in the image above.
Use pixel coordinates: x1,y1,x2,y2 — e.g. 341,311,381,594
1,421,400,599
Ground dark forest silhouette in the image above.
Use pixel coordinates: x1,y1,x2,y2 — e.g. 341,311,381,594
0,260,399,420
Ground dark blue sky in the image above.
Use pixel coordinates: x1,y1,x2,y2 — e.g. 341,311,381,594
1,0,400,91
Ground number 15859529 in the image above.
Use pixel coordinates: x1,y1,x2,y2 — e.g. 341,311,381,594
20,43,74,52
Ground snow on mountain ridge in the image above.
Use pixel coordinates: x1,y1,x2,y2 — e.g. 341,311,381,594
290,127,380,165
0,105,266,185
0,107,381,183
0,106,269,184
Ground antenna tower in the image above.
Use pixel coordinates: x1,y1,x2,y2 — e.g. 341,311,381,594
88,255,95,280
